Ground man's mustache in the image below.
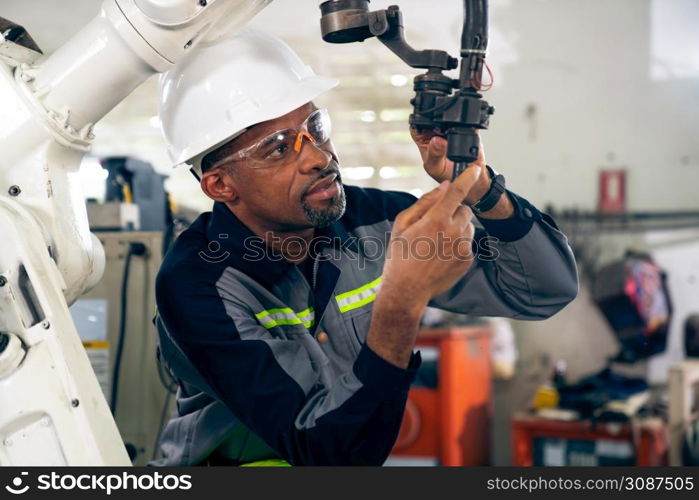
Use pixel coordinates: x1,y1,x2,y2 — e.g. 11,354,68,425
320,160,342,183
301,159,343,198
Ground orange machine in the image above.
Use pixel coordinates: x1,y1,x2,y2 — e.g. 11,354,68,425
390,326,492,466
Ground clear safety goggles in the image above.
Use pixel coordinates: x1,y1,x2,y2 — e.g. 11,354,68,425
209,108,332,170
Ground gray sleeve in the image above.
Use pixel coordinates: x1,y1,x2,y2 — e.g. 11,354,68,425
429,218,579,319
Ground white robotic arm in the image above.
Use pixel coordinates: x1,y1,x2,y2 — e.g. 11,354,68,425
0,0,272,466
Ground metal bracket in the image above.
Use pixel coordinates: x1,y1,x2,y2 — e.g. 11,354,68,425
373,7,458,71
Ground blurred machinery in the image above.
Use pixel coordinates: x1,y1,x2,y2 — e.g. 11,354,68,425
592,253,671,364
92,157,169,232
389,325,492,466
71,231,174,465
70,156,176,465
668,360,699,466
512,413,668,466
513,239,697,466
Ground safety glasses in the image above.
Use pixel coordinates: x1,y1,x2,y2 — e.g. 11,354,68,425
209,108,332,170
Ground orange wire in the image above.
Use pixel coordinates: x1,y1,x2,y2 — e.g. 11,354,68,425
470,59,494,91
481,59,494,91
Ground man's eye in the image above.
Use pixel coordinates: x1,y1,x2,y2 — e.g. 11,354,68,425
266,143,290,159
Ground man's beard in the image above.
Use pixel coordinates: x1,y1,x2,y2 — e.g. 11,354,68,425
301,176,346,228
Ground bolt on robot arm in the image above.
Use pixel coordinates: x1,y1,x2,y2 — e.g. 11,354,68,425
0,0,272,466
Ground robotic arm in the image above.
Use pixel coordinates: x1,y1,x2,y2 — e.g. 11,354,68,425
319,0,494,179
0,0,272,465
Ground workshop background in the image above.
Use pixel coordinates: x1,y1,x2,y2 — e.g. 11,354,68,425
3,0,697,466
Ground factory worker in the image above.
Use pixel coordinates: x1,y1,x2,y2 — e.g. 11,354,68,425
152,28,578,466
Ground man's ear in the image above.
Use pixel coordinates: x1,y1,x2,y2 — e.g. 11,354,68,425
200,169,239,203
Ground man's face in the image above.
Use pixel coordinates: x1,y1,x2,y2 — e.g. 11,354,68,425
208,102,346,232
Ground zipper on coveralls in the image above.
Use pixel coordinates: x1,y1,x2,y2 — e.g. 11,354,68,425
312,254,319,291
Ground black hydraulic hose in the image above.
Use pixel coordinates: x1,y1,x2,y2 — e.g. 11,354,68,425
460,0,488,89
110,242,147,415
461,0,488,54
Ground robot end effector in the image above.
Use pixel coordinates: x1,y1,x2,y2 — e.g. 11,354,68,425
319,0,495,179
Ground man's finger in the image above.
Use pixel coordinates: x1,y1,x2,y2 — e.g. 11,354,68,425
423,136,447,171
420,137,450,180
396,182,448,227
410,127,434,149
452,204,473,229
430,165,482,218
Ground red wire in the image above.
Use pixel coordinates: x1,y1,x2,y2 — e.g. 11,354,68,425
470,59,494,91
481,59,494,90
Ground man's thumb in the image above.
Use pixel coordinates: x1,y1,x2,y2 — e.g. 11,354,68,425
425,136,447,172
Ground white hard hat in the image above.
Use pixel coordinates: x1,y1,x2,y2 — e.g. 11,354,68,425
158,28,338,177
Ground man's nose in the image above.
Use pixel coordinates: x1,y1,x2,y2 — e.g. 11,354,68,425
297,133,331,174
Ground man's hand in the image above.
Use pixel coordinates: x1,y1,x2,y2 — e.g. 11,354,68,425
411,127,515,219
367,168,482,368
410,127,490,205
383,170,481,305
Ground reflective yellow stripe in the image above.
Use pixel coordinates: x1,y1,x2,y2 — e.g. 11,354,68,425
340,292,377,313
335,276,382,301
335,275,382,313
297,307,314,319
297,307,314,328
255,307,315,329
240,459,291,467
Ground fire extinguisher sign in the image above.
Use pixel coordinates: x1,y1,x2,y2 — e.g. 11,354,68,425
598,169,626,213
